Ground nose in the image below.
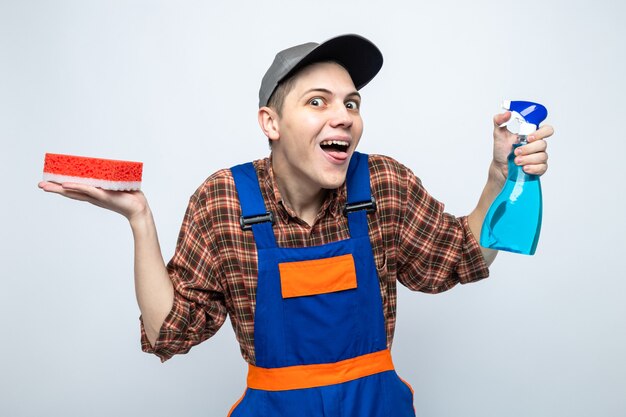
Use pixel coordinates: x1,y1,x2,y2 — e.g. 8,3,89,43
328,103,353,129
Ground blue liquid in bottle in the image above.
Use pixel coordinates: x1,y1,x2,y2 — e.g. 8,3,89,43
480,142,543,255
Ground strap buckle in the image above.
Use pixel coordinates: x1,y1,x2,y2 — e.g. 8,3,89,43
240,212,274,231
344,197,377,216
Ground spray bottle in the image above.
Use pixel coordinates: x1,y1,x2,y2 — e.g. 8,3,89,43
480,100,548,255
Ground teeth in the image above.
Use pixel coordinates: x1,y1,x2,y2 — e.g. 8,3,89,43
321,140,349,147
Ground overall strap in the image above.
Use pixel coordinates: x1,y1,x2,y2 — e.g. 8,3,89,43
230,162,277,249
345,152,376,238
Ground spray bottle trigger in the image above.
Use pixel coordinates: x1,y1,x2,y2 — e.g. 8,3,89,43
499,111,537,135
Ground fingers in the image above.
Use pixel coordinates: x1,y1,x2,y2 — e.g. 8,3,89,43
522,163,548,176
38,181,103,205
531,124,555,141
515,136,547,156
514,142,547,162
39,181,62,192
60,182,104,197
513,138,549,176
514,150,548,166
39,181,95,195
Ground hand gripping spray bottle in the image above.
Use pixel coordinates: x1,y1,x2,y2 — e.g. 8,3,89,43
480,100,548,255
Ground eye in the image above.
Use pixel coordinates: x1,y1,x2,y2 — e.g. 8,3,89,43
345,99,360,110
308,97,325,107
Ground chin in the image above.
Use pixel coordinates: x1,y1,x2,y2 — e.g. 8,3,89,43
319,172,348,190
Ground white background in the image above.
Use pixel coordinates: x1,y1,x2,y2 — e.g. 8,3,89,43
1,0,624,416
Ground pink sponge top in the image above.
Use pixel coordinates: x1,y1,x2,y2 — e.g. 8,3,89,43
43,153,143,191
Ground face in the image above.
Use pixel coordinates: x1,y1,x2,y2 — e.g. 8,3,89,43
269,62,364,192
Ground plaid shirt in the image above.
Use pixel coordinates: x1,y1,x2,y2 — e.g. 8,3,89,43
141,154,489,363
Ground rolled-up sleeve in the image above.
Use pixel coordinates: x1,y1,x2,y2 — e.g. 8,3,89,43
140,193,228,362
396,168,489,293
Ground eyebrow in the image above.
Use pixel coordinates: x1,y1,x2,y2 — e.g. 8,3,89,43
300,88,361,100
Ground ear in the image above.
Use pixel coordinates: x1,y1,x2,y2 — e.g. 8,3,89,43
258,106,280,143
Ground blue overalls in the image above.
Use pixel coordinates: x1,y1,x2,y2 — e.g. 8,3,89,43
228,152,416,417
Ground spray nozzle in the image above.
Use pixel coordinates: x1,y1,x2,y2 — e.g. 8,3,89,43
500,100,548,136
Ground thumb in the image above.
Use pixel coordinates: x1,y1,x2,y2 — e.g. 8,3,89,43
493,111,511,128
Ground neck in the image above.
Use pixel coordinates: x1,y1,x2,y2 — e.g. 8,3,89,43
272,160,327,227
277,177,328,226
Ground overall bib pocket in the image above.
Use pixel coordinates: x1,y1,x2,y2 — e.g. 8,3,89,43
279,254,360,363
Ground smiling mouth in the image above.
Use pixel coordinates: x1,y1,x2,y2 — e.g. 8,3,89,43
320,140,349,153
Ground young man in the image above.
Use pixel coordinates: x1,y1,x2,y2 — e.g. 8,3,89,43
39,34,553,416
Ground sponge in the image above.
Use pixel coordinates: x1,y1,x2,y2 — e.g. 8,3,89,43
43,153,143,191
